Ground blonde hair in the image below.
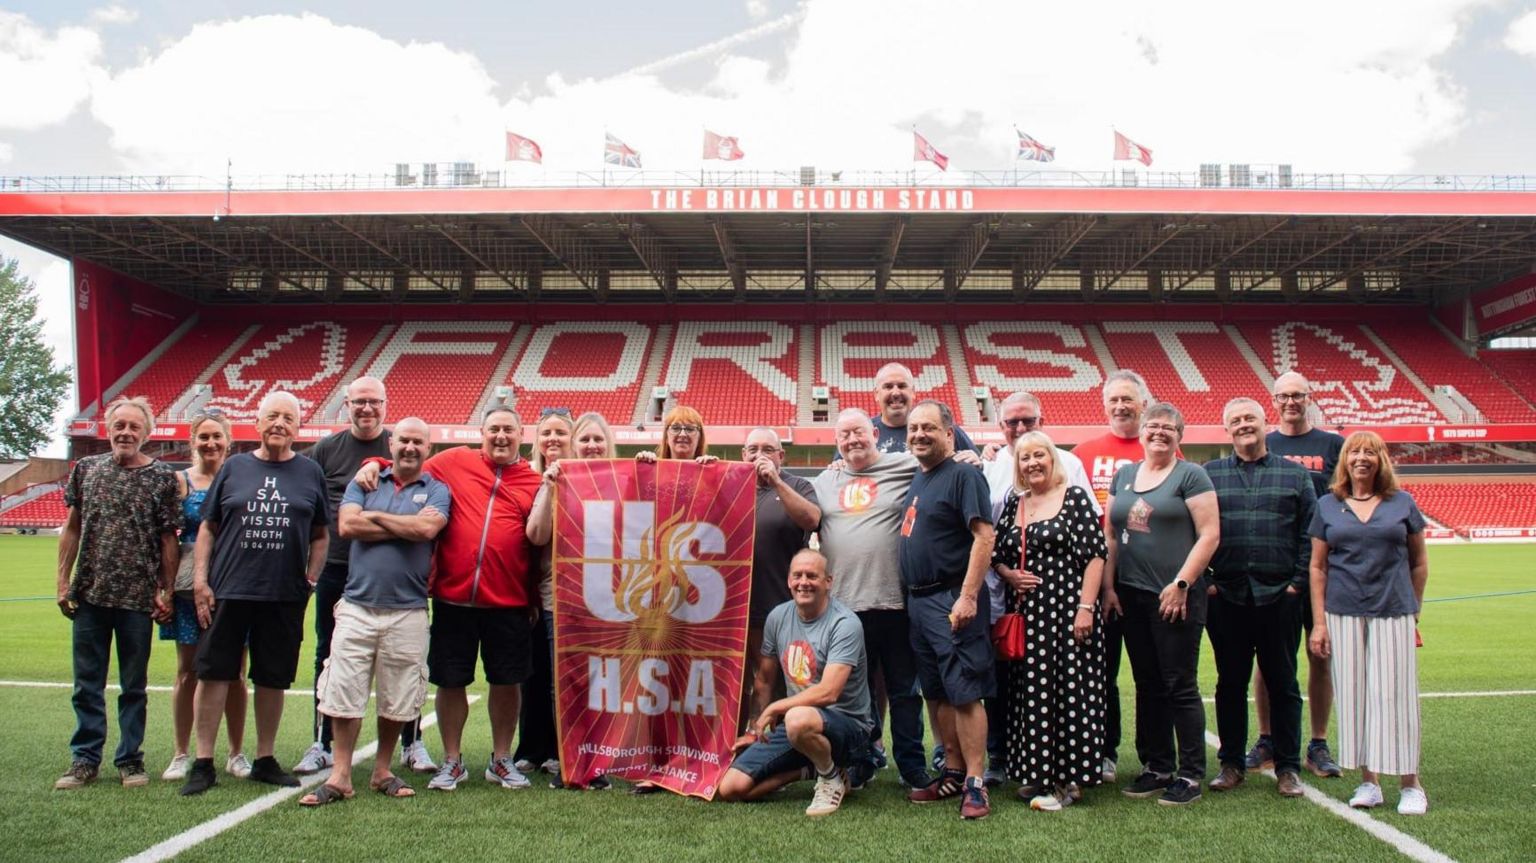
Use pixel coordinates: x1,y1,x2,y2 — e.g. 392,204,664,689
657,405,707,459
530,411,576,473
573,412,617,459
1011,430,1066,494
1330,431,1400,500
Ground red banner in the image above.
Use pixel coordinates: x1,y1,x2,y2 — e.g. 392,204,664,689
1472,272,1536,336
552,458,756,797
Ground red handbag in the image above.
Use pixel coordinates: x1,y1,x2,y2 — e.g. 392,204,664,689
992,613,1026,660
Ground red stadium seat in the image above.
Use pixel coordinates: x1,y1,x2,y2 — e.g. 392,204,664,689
1400,480,1536,530
1369,321,1536,422
1,489,68,529
1235,321,1442,424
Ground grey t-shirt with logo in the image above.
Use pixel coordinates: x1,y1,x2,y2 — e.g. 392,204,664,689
1107,460,1215,598
761,597,873,731
811,451,919,612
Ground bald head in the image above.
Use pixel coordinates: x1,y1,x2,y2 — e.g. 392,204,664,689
873,363,917,427
345,376,387,439
1271,371,1315,432
390,417,431,477
255,390,302,454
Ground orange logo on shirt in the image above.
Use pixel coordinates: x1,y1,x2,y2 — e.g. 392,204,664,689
782,640,817,687
900,496,919,537
1127,496,1153,533
840,477,878,512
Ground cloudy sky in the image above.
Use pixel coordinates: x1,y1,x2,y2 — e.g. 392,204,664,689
5,0,1536,453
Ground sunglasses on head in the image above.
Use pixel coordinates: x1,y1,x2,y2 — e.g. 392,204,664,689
540,407,573,418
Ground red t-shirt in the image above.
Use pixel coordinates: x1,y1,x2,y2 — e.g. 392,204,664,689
421,446,542,608
1071,432,1148,511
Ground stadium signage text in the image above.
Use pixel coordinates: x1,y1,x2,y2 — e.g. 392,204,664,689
649,188,974,211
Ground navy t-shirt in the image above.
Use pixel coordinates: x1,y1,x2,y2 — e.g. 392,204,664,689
1267,428,1344,499
203,452,330,602
873,416,978,456
898,458,991,590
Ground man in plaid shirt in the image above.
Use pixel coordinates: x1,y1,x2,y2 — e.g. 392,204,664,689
1202,397,1317,799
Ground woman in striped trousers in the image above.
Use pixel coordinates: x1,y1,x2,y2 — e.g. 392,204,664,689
1306,432,1429,815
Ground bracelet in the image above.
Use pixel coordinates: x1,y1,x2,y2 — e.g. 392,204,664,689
1076,604,1094,611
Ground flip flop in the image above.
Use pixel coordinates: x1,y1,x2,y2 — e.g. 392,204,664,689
299,783,354,807
371,775,415,798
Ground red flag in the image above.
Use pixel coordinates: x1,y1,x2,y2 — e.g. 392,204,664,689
553,458,756,798
1113,131,1153,166
703,130,744,161
913,131,949,171
505,131,543,164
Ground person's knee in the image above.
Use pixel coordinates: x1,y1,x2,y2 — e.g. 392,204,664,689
784,706,822,742
717,769,755,802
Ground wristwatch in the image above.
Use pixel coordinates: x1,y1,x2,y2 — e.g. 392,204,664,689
1174,578,1189,590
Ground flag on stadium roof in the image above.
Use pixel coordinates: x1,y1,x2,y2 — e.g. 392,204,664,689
913,130,949,171
1113,130,1153,166
703,130,745,161
1015,129,1055,162
605,133,642,168
505,131,543,164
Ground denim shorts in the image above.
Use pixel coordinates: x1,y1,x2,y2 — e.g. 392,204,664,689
908,587,995,706
729,708,871,781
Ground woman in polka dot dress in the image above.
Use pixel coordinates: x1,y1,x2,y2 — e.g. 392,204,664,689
991,430,1108,811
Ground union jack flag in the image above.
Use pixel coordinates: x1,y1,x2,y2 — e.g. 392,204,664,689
604,133,642,168
1016,129,1055,162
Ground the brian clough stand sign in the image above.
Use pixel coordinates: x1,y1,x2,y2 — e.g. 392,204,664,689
552,459,756,798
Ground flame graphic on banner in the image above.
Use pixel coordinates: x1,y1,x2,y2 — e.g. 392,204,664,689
617,510,702,639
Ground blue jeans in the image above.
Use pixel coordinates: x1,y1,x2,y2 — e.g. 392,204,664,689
70,600,153,766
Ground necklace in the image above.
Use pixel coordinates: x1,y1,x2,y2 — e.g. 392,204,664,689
1348,493,1376,501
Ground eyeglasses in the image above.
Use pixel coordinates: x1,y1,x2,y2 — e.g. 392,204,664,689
540,407,572,418
349,398,385,408
1002,416,1040,428
1273,392,1309,402
1143,423,1181,434
668,424,700,435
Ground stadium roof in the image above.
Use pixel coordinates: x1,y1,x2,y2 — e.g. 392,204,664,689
4,171,1536,305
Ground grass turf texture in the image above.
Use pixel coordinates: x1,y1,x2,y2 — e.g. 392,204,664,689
1,535,1532,863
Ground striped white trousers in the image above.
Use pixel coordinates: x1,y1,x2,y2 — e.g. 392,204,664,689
1326,612,1420,775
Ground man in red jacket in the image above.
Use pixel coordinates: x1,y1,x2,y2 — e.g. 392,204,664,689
420,406,543,791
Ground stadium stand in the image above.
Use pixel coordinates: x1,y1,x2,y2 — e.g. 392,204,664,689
1369,321,1536,422
507,321,654,425
126,321,253,420
0,488,68,529
818,321,966,424
1401,478,1536,531
1479,349,1536,411
361,322,520,424
1098,321,1271,424
201,321,385,423
1234,320,1444,424
960,321,1105,423
660,321,798,425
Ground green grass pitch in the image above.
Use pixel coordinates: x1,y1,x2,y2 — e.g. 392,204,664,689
1,535,1532,862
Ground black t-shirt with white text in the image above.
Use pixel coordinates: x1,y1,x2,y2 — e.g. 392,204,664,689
304,428,392,565
203,452,330,602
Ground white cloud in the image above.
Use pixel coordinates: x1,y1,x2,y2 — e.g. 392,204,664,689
746,0,770,21
90,5,139,26
0,12,104,131
0,142,13,164
90,14,504,175
1506,8,1536,57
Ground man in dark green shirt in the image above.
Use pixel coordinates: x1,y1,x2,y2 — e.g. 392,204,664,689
1202,397,1316,798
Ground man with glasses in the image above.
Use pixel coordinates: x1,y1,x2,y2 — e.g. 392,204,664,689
1249,371,1346,779
294,377,436,776
977,391,1097,784
740,428,820,735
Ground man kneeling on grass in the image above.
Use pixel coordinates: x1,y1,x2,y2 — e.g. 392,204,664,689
300,418,450,806
718,550,873,817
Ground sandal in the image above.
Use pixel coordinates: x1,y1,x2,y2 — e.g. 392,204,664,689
299,783,354,807
371,775,415,798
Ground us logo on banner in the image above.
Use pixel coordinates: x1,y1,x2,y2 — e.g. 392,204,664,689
552,459,756,798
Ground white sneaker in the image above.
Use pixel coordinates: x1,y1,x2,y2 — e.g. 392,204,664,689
512,758,537,774
1397,786,1428,815
427,758,467,791
1349,782,1384,809
1029,787,1076,812
225,753,252,779
292,742,333,775
401,741,437,774
486,755,532,789
539,758,561,775
805,769,848,817
162,754,190,781
1101,758,1118,784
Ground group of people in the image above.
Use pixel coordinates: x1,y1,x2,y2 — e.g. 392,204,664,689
53,362,1431,819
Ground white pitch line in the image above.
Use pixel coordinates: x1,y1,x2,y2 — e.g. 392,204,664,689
0,680,311,697
1196,689,1536,705
119,695,478,863
1202,732,1454,863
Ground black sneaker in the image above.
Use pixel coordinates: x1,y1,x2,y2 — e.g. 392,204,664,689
1122,770,1173,798
179,758,217,796
1158,777,1203,806
1244,736,1275,771
248,755,300,787
1306,740,1343,778
847,756,876,791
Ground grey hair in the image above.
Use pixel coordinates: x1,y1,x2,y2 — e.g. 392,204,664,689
1103,369,1152,405
1141,402,1186,435
1000,391,1043,412
1221,397,1266,424
104,396,155,435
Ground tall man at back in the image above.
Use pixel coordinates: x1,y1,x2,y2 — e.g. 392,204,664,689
899,400,996,819
870,362,980,460
1250,371,1345,778
295,376,435,776
1070,369,1155,785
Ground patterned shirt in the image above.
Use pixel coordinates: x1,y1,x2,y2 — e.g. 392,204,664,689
63,454,179,613
1202,451,1317,606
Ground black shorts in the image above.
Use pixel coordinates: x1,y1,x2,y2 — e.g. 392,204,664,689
196,597,308,689
427,599,533,687
908,587,995,706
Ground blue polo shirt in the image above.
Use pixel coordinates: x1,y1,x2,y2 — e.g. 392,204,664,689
339,469,452,609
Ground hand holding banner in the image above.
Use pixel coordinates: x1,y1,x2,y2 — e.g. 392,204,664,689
552,458,756,797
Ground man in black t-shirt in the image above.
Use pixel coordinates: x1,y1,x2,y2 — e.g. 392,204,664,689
1253,372,1346,779
897,401,996,819
870,363,981,460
